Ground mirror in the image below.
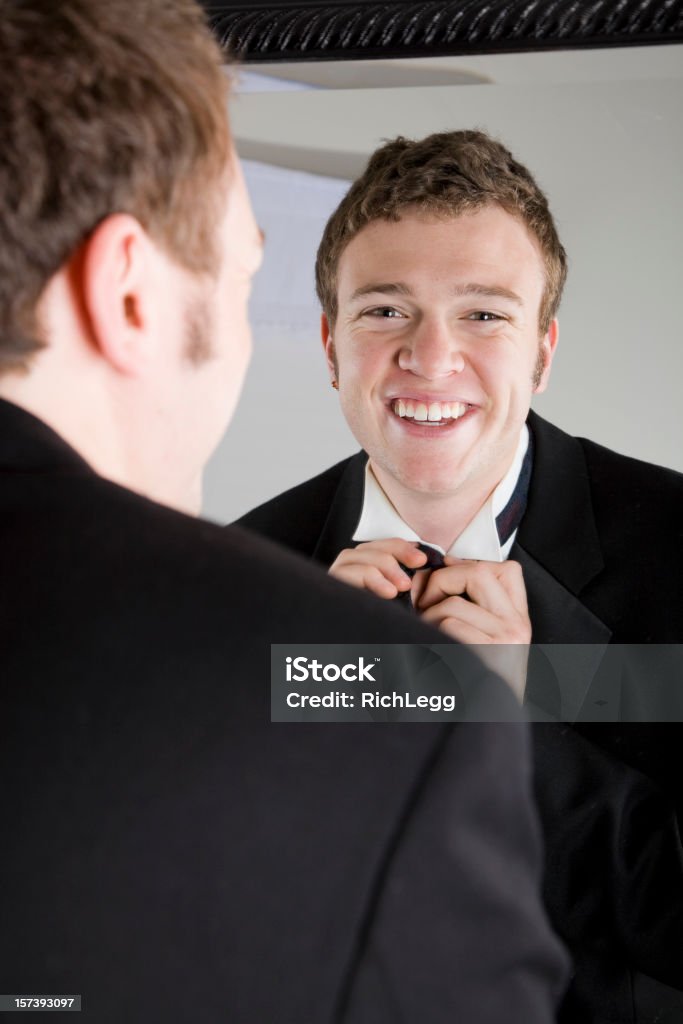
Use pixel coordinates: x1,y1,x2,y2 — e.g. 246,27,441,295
201,3,683,522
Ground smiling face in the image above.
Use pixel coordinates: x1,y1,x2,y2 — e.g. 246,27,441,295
324,204,558,508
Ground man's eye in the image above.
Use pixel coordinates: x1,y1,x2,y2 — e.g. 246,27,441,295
365,307,405,319
467,311,503,322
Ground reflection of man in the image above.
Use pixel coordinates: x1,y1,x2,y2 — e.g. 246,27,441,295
239,131,683,1020
0,12,570,1023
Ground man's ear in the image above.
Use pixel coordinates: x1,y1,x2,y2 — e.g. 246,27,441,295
534,318,559,394
81,214,159,376
321,312,338,383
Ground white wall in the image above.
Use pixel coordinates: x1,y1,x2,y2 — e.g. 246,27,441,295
203,68,683,523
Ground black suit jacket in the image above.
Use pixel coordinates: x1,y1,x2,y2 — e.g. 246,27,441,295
238,410,683,1024
0,397,568,1024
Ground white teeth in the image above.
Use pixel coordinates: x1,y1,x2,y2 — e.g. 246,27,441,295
392,399,469,422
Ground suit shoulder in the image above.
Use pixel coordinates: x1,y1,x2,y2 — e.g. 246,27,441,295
82,475,425,644
235,455,359,555
578,435,683,515
4,469,449,651
30,471,273,597
575,437,683,581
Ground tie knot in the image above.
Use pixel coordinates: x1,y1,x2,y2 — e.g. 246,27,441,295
394,542,445,612
398,542,445,580
416,542,446,570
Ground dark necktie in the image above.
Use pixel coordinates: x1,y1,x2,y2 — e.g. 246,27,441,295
495,429,534,547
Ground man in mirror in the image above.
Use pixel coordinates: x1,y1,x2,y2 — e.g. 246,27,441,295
239,129,683,1022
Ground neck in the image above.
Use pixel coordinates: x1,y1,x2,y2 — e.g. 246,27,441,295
369,462,496,551
0,372,201,517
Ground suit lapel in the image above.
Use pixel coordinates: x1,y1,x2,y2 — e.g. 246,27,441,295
518,413,611,643
513,543,611,719
514,414,612,716
520,412,605,596
512,543,611,646
312,451,368,566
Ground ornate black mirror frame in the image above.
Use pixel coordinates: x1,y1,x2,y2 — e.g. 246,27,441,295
202,0,683,64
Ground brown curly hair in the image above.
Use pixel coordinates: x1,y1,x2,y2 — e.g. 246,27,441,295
0,0,231,371
316,130,567,335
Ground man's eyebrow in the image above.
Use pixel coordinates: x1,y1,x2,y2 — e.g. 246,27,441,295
347,281,523,305
348,282,413,302
452,283,523,305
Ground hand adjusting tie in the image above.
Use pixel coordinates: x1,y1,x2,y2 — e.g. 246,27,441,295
395,543,446,611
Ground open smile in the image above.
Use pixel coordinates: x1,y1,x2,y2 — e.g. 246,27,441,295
389,398,475,428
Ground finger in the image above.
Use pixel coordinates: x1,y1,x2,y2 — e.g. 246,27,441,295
362,566,401,599
425,593,531,645
417,562,481,608
331,548,414,590
332,564,399,599
421,595,502,639
495,559,529,613
429,614,491,645
418,563,514,617
442,557,528,613
463,569,519,618
409,569,432,608
356,539,428,569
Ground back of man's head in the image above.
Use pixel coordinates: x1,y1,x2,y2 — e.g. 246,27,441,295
316,129,568,335
0,0,230,373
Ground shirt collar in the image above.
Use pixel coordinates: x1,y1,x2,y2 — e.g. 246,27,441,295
352,425,529,563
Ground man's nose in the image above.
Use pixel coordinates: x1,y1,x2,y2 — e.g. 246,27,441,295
397,316,465,378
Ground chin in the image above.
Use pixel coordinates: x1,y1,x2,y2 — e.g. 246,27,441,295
392,460,467,497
